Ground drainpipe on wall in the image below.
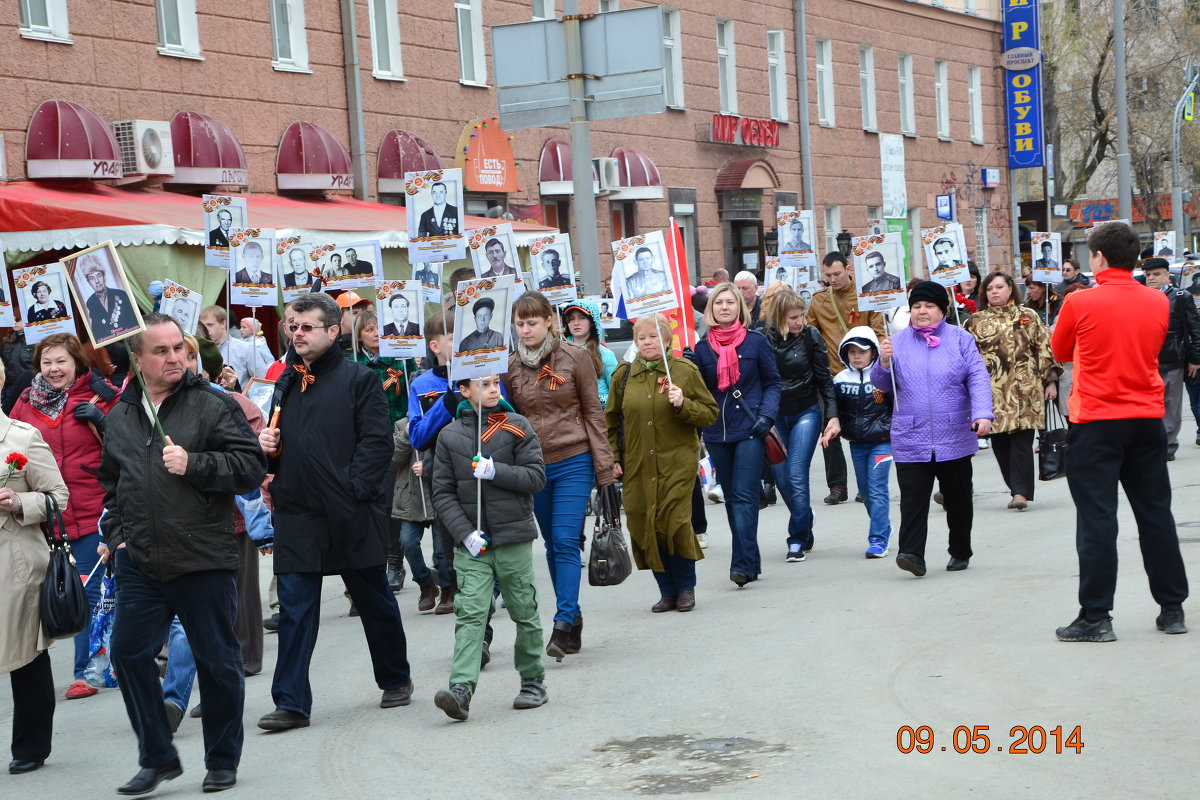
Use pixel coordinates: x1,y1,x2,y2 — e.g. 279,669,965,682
341,0,369,201
792,0,815,213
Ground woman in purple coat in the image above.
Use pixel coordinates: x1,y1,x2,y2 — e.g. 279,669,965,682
872,281,994,577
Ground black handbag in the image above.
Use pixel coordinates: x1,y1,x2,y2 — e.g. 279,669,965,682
587,484,632,587
1038,401,1068,482
39,493,89,640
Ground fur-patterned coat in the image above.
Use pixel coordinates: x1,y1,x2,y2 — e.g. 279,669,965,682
964,303,1061,434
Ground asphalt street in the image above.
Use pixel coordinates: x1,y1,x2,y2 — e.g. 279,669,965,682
4,440,1200,799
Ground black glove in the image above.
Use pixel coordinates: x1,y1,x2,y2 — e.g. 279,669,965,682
441,389,460,415
74,402,107,431
748,415,773,440
88,370,119,402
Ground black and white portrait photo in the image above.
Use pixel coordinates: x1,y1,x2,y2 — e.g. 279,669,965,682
531,233,575,303
25,278,69,324
159,280,203,335
202,194,248,268
416,181,461,237
282,247,314,288
777,209,817,270
406,169,467,264
921,222,969,288
1034,241,1058,272
62,243,144,347
1030,232,1062,284
341,246,374,278
382,291,421,337
537,248,571,289
414,261,441,288
233,240,276,287
458,295,506,353
468,224,520,280
1155,231,1177,259
612,230,675,319
859,250,902,293
320,240,383,292
852,232,907,312
209,208,233,248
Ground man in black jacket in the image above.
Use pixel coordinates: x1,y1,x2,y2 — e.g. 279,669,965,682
99,313,268,796
257,292,413,731
1143,259,1200,459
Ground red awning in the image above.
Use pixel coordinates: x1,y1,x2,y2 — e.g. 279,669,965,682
378,130,442,194
609,146,663,200
538,139,597,196
164,111,248,187
714,159,779,191
0,181,552,254
25,100,122,181
276,121,354,192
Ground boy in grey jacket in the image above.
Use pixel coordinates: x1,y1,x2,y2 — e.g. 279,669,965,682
430,374,547,721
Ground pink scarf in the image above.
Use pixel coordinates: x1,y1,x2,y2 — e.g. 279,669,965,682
911,324,941,347
708,321,747,391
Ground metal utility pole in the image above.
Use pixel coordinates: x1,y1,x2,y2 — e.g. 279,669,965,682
339,0,369,200
1114,0,1132,221
1172,63,1199,251
792,0,814,212
563,1,601,296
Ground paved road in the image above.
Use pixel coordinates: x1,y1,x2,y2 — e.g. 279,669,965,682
4,442,1199,798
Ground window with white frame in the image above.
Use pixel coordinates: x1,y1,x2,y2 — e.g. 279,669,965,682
968,65,983,144
532,0,554,20
964,0,978,13
767,29,788,122
369,0,404,79
662,8,684,108
156,0,200,58
859,45,877,131
271,0,309,71
824,205,841,255
816,38,834,127
456,0,487,85
716,19,737,115
599,0,619,10
935,59,950,138
19,0,70,42
898,54,915,135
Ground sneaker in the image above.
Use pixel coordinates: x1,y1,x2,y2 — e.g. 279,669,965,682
696,532,709,549
823,488,848,505
65,679,98,700
855,492,864,503
865,537,889,559
513,680,548,710
1156,607,1187,634
786,545,805,563
802,532,815,553
1056,615,1116,642
480,640,491,669
706,484,724,503
978,437,990,450
434,684,472,721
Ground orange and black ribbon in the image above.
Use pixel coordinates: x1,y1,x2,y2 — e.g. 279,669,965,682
482,413,526,442
656,376,670,394
381,368,405,396
292,363,315,392
535,363,566,390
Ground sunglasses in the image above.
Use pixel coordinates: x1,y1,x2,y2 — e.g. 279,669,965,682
288,323,329,334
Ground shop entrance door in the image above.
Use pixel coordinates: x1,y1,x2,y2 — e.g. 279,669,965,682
731,220,764,277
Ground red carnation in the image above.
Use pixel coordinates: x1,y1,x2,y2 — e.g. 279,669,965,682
2,452,27,487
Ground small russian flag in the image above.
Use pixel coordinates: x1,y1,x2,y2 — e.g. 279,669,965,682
873,454,894,469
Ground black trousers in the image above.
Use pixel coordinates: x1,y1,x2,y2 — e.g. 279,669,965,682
896,455,974,561
110,550,244,770
822,434,848,490
990,429,1036,500
10,650,53,762
1066,419,1189,617
235,533,264,675
691,476,707,535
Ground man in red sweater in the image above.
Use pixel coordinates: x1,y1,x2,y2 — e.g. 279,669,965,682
1051,222,1189,642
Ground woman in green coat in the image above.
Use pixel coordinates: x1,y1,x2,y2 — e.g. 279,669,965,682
606,314,717,613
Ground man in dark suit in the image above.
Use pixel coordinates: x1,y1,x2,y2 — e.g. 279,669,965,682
344,248,374,277
416,183,459,237
209,209,233,248
233,242,274,286
479,238,517,279
414,262,439,287
536,249,571,290
458,297,504,352
81,255,140,340
860,251,901,293
283,248,314,289
381,294,419,337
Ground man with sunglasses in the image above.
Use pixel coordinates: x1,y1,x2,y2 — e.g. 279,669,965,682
256,292,413,731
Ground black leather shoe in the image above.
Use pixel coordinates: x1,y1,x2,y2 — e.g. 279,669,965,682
381,680,414,708
257,708,310,731
117,759,183,795
896,553,927,577
202,768,237,792
729,571,750,588
947,557,970,571
9,759,45,774
823,488,848,505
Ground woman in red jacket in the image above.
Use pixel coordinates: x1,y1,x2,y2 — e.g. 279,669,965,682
10,333,118,700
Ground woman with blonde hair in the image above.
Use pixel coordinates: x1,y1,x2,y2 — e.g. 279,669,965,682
606,314,716,611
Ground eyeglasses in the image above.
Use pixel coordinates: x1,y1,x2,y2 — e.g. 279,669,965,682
288,323,329,334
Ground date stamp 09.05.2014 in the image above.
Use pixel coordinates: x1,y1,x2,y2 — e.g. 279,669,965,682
897,725,1084,755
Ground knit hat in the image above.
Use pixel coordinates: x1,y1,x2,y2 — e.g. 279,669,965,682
908,280,950,314
195,337,224,379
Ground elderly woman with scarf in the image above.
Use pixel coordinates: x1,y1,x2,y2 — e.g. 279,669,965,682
692,282,781,587
873,281,993,578
508,292,615,661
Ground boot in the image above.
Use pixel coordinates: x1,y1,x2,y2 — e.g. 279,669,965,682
435,585,456,615
417,580,438,613
546,621,572,662
386,558,405,593
566,615,582,654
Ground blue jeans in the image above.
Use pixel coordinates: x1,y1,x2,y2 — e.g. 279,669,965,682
707,437,766,578
650,548,697,596
72,531,103,679
399,520,453,588
849,441,893,543
769,406,822,546
532,452,593,625
162,618,195,712
1187,382,1200,437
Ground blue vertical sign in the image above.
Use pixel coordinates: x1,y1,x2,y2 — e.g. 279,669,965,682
1003,0,1044,169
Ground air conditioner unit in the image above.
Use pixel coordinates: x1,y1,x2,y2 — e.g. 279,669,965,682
592,157,620,194
113,120,175,177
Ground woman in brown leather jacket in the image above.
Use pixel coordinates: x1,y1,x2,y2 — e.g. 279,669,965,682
507,292,615,661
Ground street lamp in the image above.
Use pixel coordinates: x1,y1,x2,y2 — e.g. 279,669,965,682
836,229,853,257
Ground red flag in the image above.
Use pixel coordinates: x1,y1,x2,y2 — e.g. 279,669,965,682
665,218,697,356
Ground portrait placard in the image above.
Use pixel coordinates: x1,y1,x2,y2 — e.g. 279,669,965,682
242,378,275,419
1030,232,1063,284
467,224,521,281
451,275,517,382
528,233,576,304
777,209,817,270
276,236,317,302
160,280,204,335
591,295,620,330
1154,230,1177,260
321,240,383,291
0,267,15,329
412,260,443,304
866,218,886,236
1182,263,1200,309
229,230,278,307
611,230,676,319
61,241,145,347
203,195,248,268
13,262,75,345
921,223,969,287
406,169,467,264
852,233,907,312
375,280,425,359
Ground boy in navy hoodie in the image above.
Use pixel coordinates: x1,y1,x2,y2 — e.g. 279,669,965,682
824,326,893,558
